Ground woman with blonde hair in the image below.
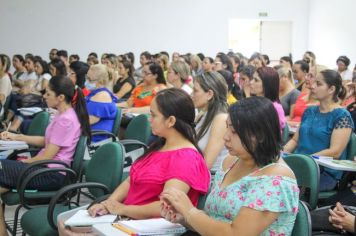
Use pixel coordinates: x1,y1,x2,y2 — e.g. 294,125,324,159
85,64,118,142
157,54,169,80
190,54,203,77
167,61,192,94
278,67,300,116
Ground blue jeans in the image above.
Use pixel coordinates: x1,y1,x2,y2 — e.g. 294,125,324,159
319,171,338,191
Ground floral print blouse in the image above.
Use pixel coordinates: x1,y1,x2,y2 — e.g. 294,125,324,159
204,159,300,236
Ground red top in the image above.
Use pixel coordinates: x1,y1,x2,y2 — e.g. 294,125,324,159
124,148,210,207
82,88,90,97
291,91,318,122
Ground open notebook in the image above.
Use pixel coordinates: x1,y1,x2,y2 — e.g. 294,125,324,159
64,210,117,227
112,218,186,236
0,140,28,150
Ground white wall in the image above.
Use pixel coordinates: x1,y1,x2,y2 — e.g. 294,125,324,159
0,0,309,67
308,0,356,69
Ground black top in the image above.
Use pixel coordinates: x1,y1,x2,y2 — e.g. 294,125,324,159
113,76,136,99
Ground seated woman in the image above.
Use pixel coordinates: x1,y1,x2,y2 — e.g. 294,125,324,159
167,61,192,94
34,59,51,93
288,72,319,127
113,60,136,101
58,88,210,234
278,67,300,117
250,67,286,130
0,54,12,120
69,61,90,97
238,65,255,98
284,70,354,191
85,64,118,142
161,96,299,235
0,75,90,193
193,72,228,171
117,62,166,114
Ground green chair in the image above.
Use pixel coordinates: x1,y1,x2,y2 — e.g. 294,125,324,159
292,200,312,236
2,136,87,235
0,95,11,122
319,133,356,199
20,142,125,236
284,154,320,209
121,114,151,167
282,125,290,145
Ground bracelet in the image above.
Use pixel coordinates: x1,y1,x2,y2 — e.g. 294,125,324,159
184,207,200,225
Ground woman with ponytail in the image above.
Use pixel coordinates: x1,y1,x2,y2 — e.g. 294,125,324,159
85,88,209,220
0,75,91,193
284,69,354,191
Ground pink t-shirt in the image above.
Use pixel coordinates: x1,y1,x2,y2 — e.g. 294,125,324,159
124,148,210,207
38,108,81,168
273,101,286,130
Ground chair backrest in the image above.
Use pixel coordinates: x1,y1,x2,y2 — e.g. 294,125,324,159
86,142,125,197
282,125,290,145
284,154,320,209
112,108,122,137
26,111,50,136
124,114,151,152
0,95,11,121
346,133,356,161
71,136,88,178
292,201,312,236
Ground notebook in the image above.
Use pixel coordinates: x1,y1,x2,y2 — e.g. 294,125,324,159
0,140,28,150
64,210,117,227
112,218,186,236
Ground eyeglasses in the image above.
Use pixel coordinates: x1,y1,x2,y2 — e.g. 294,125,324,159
142,71,152,76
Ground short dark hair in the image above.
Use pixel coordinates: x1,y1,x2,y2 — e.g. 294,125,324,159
88,52,98,58
216,53,234,73
57,50,68,58
197,53,205,61
13,55,25,65
240,65,256,79
229,96,282,166
70,54,80,61
140,51,152,61
294,60,309,73
256,67,280,102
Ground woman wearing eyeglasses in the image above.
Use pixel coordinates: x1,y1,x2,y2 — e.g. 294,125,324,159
117,62,167,114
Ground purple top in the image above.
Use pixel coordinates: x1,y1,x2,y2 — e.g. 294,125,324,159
273,102,286,130
38,108,81,168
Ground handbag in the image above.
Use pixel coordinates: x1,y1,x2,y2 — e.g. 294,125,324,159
17,93,44,108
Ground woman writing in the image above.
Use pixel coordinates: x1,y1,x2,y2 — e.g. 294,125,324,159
0,75,91,192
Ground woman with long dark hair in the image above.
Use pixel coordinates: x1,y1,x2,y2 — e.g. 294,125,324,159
0,75,91,192
86,88,209,219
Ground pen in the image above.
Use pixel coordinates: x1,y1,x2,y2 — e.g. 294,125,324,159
112,223,137,236
6,122,12,132
311,155,319,159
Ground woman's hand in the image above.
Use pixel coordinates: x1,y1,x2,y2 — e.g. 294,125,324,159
329,202,355,233
160,188,195,218
101,199,126,215
160,201,184,224
0,131,19,141
87,203,108,217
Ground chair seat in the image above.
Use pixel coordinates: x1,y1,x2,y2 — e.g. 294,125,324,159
1,191,58,206
21,205,71,236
